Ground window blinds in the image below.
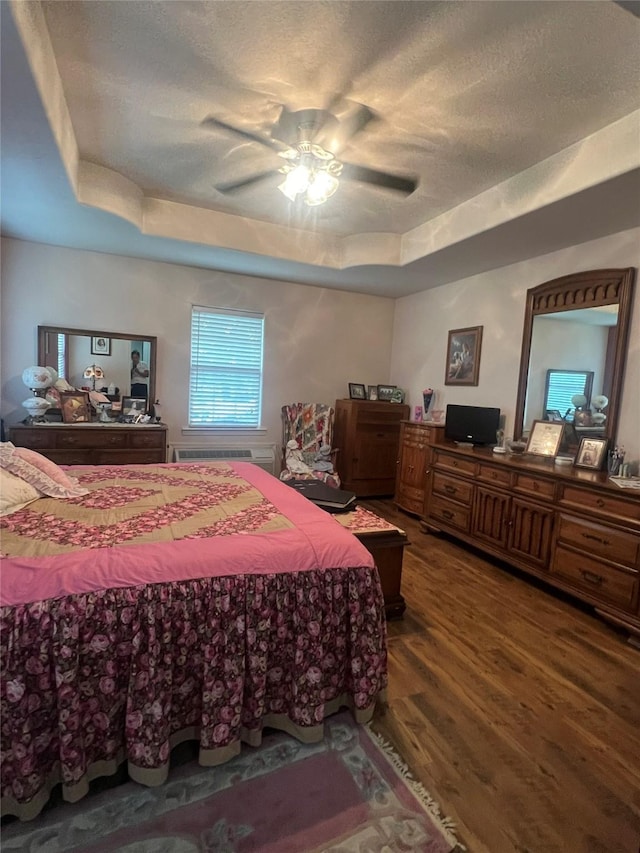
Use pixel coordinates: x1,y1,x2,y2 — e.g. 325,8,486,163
545,370,592,414
189,307,264,427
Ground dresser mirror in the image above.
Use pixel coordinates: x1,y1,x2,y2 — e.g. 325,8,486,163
514,268,635,443
37,326,157,406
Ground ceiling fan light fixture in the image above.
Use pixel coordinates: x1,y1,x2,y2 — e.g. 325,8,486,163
278,164,311,201
278,144,342,206
305,170,340,206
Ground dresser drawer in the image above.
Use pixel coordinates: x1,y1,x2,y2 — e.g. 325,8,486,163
559,485,640,524
551,545,638,611
431,471,474,506
94,449,165,465
477,464,511,487
55,430,128,449
433,452,476,477
130,430,165,449
47,450,94,465
514,473,555,500
429,495,470,531
9,428,52,449
557,515,639,568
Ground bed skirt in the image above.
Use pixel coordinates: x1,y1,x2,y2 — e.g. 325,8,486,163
1,566,388,821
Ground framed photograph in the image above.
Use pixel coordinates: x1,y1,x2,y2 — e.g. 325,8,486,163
524,419,565,458
445,326,483,386
545,409,564,422
122,396,148,416
367,385,378,401
60,391,91,424
377,384,396,402
574,437,608,470
348,383,367,400
390,388,405,404
91,336,111,356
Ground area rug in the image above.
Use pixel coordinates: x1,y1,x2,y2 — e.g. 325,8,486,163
1,712,462,852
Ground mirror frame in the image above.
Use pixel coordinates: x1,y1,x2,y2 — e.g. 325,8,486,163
514,268,635,442
38,325,157,407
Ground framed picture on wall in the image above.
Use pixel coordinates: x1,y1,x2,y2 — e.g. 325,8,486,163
445,326,483,386
91,336,111,356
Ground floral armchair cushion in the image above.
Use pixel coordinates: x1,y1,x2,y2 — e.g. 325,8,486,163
280,403,340,488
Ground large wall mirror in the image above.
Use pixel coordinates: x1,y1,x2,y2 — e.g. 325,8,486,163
514,268,635,443
38,326,157,406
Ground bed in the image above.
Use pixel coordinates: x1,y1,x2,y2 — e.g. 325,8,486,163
0,459,387,821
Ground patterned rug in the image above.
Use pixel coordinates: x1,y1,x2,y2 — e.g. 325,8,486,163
2,712,462,852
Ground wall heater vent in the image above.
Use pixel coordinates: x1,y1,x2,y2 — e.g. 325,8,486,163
171,445,276,475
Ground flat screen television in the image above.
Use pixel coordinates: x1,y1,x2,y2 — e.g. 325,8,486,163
444,404,501,446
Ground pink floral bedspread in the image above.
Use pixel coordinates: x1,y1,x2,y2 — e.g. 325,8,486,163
0,462,387,820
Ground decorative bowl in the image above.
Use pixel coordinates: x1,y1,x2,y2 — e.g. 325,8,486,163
507,440,527,455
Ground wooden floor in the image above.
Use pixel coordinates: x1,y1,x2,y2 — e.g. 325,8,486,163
362,499,640,853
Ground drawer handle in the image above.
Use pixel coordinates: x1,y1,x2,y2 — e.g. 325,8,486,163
442,510,454,520
582,533,610,546
580,569,603,586
596,499,605,508
376,433,385,438
108,436,120,444
532,482,539,491
444,485,457,494
452,461,459,467
491,472,498,479
62,437,78,445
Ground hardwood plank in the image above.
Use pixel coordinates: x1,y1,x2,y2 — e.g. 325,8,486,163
364,499,640,853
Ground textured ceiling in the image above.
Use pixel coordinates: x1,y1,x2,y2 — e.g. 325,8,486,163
2,1,640,296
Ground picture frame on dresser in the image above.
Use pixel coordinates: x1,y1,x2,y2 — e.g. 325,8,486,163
574,437,608,470
377,384,396,402
122,396,148,416
524,419,564,457
348,383,367,400
60,391,91,424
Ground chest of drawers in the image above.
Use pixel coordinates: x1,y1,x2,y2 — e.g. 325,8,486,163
9,423,168,465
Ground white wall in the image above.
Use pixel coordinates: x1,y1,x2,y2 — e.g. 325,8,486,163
391,227,640,460
0,238,396,452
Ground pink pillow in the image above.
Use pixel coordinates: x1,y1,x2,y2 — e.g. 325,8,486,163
13,447,82,490
0,443,88,499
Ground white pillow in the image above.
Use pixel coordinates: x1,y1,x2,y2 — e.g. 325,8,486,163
0,467,42,516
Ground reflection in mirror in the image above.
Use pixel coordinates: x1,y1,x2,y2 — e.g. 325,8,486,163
523,305,618,437
38,326,157,410
514,268,635,444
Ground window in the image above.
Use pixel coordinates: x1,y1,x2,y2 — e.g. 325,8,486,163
544,369,594,418
189,306,264,428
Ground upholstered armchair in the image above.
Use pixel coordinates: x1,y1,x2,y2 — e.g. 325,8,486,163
279,403,341,488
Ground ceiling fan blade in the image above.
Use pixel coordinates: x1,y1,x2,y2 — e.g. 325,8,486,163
340,103,376,143
202,116,289,154
340,163,417,195
215,169,281,194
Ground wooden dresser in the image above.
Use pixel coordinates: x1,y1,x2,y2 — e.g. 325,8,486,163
395,420,446,515
9,423,168,465
421,443,640,643
334,399,410,496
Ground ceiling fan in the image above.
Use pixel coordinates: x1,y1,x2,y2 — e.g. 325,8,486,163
202,103,418,206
